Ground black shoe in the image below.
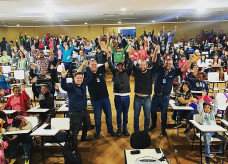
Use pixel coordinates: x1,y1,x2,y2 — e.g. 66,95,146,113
171,114,176,121
81,137,94,142
174,122,182,129
94,132,100,139
109,131,116,137
149,125,157,131
184,128,191,134
116,129,121,137
123,129,130,136
205,157,210,164
161,130,167,137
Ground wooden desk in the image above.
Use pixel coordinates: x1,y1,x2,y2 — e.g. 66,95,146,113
190,120,227,164
4,130,31,135
124,149,168,164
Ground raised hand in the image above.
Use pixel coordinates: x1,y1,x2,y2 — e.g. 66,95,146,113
21,85,25,92
61,65,68,78
202,90,207,98
82,60,88,67
212,91,217,99
45,75,51,79
55,84,59,90
32,77,38,83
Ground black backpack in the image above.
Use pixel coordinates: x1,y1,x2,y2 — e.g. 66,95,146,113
62,136,82,164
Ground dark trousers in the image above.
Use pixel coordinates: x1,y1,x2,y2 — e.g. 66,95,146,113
69,109,91,147
114,95,130,130
64,62,73,77
151,94,170,132
9,134,32,161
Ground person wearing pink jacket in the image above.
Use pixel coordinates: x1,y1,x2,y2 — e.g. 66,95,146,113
179,54,189,80
137,45,150,63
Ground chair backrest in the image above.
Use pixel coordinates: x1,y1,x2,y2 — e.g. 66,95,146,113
208,72,219,82
14,70,24,80
24,117,38,128
216,93,227,111
2,66,11,74
193,114,201,123
51,118,70,130
202,51,208,55
25,87,33,99
130,131,151,149
224,72,228,81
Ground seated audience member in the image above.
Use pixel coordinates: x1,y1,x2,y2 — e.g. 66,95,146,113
137,45,150,63
31,48,49,71
1,85,30,116
197,54,210,72
174,81,197,134
110,42,129,63
191,50,201,63
7,117,32,164
179,54,189,80
185,63,200,80
0,71,10,95
32,80,55,124
0,51,11,65
211,53,223,80
198,91,227,163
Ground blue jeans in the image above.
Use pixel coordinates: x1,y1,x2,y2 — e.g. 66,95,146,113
151,94,170,131
133,95,151,132
9,134,31,161
64,62,73,77
203,132,227,157
177,103,197,125
91,97,113,134
114,95,130,130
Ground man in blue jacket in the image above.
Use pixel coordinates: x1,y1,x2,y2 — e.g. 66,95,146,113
61,60,93,147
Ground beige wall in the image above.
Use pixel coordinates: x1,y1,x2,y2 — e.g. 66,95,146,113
0,22,227,43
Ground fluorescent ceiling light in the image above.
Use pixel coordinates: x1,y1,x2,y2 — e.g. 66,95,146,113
152,20,155,23
84,22,88,25
16,24,20,27
121,8,126,11
17,16,45,18
118,21,122,24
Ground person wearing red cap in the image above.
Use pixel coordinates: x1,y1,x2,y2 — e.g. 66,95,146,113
107,47,132,137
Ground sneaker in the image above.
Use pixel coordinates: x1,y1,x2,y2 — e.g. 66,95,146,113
123,129,130,136
149,125,157,131
208,154,214,158
205,157,210,164
161,130,167,137
174,122,182,129
184,128,191,134
109,131,116,137
25,160,30,164
81,137,94,142
94,132,100,139
116,129,121,137
9,159,16,164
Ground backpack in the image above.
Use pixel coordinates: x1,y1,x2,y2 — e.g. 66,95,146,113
62,136,82,164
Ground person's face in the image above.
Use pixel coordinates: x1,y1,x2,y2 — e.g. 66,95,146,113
65,45,69,51
117,64,124,72
139,61,147,72
57,45,60,49
165,60,173,71
204,105,211,113
40,52,44,58
20,46,24,51
14,47,17,52
202,55,205,60
140,45,143,50
197,74,204,81
79,51,84,56
182,84,189,92
117,48,123,52
41,86,48,94
182,56,186,60
13,88,21,97
193,65,198,72
74,74,84,86
3,51,7,56
19,52,23,57
97,49,101,53
40,68,46,75
168,31,171,36
90,60,98,73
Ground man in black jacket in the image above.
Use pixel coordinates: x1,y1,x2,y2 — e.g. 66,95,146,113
95,46,107,64
107,47,132,137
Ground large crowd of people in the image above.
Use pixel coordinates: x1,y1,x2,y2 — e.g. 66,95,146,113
0,25,227,164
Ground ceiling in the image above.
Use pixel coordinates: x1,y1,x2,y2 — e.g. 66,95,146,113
1,0,228,26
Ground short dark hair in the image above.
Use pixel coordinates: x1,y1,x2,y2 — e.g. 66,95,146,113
13,86,21,91
74,72,84,77
12,118,22,128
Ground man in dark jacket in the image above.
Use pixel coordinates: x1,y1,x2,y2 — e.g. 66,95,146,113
61,60,93,146
0,37,7,52
107,48,132,137
95,46,107,64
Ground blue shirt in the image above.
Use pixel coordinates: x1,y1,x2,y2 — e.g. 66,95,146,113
61,67,92,112
60,44,75,63
0,75,10,89
154,65,182,96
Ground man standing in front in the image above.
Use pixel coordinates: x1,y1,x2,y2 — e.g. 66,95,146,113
150,46,192,137
78,59,116,139
133,45,159,132
61,60,93,147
